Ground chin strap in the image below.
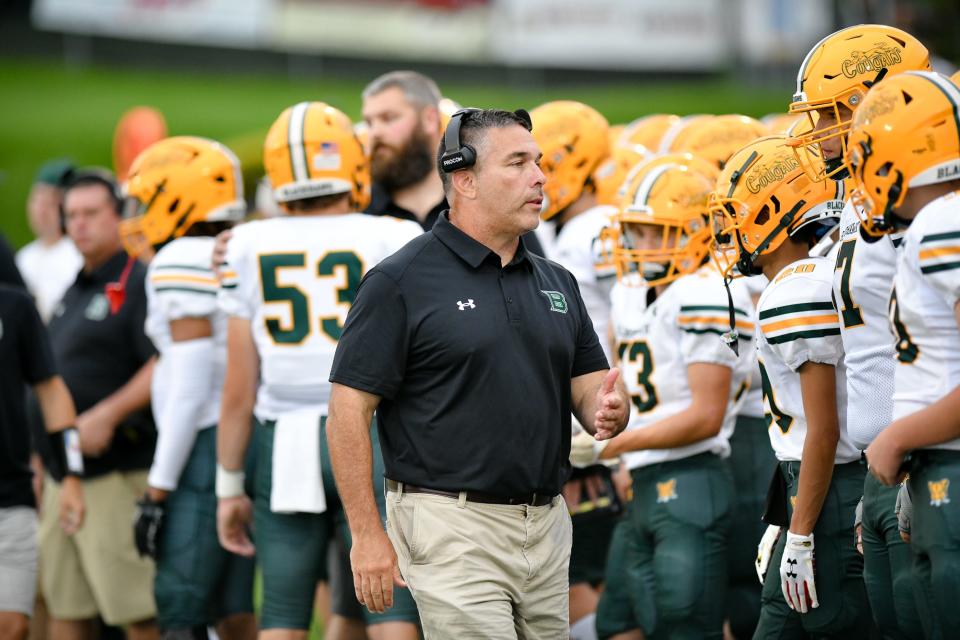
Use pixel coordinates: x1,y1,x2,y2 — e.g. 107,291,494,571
722,274,740,356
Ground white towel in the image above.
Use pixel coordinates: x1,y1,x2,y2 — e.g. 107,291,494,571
270,408,327,514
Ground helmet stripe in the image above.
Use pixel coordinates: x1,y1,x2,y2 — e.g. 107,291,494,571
632,163,675,208
288,102,310,183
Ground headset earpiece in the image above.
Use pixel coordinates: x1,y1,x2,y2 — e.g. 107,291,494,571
439,108,480,173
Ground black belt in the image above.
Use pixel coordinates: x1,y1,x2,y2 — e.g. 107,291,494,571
385,479,554,507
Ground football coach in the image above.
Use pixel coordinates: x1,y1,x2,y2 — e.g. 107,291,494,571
326,107,630,638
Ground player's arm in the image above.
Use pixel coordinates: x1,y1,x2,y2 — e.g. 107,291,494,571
146,316,214,503
601,362,732,457
791,361,839,534
215,316,259,557
867,301,960,484
33,375,85,535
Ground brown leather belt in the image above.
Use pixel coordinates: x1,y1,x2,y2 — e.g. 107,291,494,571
385,478,554,507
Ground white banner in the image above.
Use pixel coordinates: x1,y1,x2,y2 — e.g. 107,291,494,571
489,0,730,70
32,0,270,47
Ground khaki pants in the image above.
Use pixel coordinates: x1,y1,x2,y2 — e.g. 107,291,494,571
39,472,157,626
386,486,571,639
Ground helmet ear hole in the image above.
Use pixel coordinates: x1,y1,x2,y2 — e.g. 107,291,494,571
215,175,226,183
769,195,781,214
755,205,771,227
876,162,893,177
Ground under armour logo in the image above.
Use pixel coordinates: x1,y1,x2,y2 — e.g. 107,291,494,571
457,299,476,310
785,558,798,579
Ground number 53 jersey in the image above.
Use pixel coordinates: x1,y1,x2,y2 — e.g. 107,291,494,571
218,213,422,419
610,266,756,470
891,193,960,451
757,256,859,463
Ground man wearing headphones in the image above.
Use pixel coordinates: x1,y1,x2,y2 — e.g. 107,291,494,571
327,108,630,638
32,169,159,640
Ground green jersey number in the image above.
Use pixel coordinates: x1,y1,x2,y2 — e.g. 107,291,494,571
617,340,659,413
259,251,364,344
835,239,865,328
759,360,794,434
888,290,919,364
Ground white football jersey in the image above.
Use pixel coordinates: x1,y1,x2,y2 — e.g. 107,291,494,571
550,205,618,362
832,201,902,450
891,192,960,451
757,256,858,463
610,265,755,469
218,214,422,419
146,236,226,429
736,275,765,418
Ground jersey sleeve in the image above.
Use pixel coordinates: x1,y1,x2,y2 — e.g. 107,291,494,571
675,281,745,369
915,219,960,308
217,225,258,319
758,273,843,371
149,242,220,321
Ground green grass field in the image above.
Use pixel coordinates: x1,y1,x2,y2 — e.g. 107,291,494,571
0,56,789,248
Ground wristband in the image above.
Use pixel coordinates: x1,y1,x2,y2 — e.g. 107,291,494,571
216,464,246,499
48,427,84,477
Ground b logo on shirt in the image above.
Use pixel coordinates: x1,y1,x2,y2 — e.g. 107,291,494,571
541,290,568,314
929,479,951,507
656,479,677,504
85,294,110,321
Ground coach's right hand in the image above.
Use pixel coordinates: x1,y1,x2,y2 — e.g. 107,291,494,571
351,527,406,613
217,495,255,557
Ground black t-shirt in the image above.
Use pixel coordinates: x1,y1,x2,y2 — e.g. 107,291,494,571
33,251,157,480
330,212,608,497
365,183,545,256
0,285,56,508
0,233,25,289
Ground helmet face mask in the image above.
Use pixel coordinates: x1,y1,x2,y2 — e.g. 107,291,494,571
121,136,246,259
788,24,931,183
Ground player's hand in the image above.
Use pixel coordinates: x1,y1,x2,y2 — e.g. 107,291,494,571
351,527,406,614
895,482,912,544
133,494,165,559
570,430,607,468
593,368,629,441
217,495,255,557
780,531,818,613
76,403,119,456
756,524,781,585
865,426,909,487
58,476,85,536
211,229,233,274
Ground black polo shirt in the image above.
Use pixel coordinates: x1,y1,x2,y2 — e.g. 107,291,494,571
330,211,608,497
32,250,156,481
0,285,56,508
365,183,545,256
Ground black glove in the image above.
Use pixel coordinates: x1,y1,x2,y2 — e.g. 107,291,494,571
133,495,165,559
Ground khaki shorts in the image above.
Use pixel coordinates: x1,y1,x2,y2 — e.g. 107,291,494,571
386,486,571,639
0,506,38,615
39,472,157,626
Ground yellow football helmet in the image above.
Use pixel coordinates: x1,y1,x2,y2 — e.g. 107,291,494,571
591,145,651,207
606,163,715,287
618,114,680,151
709,136,845,279
763,113,806,135
846,71,960,236
530,100,611,220
951,70,960,87
264,102,370,210
438,97,462,133
659,114,770,169
121,136,245,258
788,24,930,182
353,121,370,156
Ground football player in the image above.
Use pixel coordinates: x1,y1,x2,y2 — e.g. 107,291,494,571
592,161,755,639
787,24,931,638
846,70,960,636
214,102,422,640
658,114,769,169
120,136,255,639
530,100,620,640
711,135,870,638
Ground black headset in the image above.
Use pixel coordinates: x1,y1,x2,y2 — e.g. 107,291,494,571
439,108,481,173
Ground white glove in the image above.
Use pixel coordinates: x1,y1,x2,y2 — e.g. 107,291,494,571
756,525,782,585
780,531,819,613
570,430,608,468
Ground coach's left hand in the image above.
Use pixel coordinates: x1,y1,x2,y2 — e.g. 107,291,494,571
593,368,629,441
